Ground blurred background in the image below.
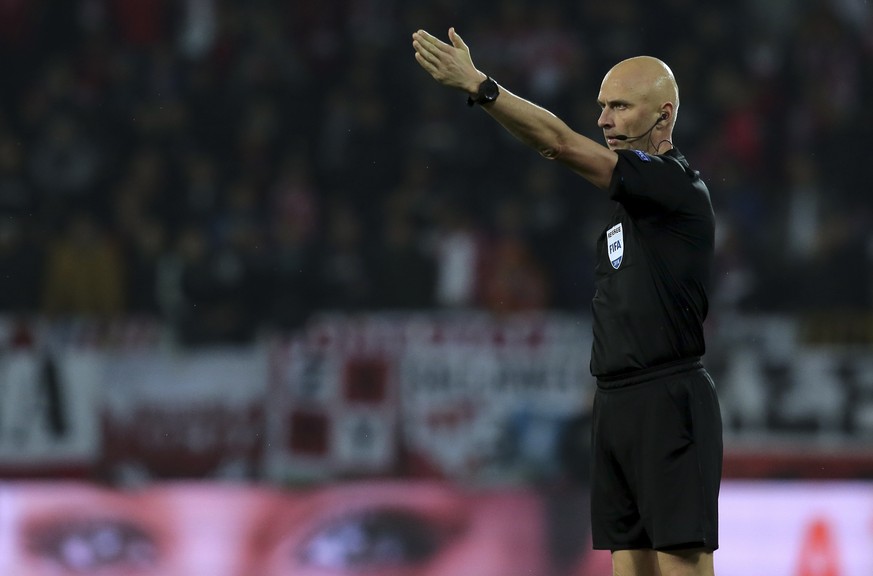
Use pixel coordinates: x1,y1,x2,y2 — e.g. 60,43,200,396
0,0,872,574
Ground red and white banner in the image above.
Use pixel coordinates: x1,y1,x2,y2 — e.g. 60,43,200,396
0,351,101,476
7,313,873,484
266,333,398,480
100,348,268,481
400,339,591,478
398,314,592,479
264,314,593,481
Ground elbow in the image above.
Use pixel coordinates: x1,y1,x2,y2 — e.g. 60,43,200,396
538,144,561,160
536,129,568,160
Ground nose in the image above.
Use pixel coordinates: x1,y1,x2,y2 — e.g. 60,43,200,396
597,108,612,129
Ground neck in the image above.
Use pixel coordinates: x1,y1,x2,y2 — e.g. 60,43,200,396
651,139,673,154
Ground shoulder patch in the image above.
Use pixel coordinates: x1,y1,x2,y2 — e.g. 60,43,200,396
632,149,651,162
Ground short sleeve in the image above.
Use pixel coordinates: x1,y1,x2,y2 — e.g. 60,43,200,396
608,149,691,213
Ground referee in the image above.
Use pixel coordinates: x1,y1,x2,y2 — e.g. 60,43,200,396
413,28,722,576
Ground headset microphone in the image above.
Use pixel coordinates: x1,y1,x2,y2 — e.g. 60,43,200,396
613,113,668,142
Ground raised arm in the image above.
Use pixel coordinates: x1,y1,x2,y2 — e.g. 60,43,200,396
412,27,617,190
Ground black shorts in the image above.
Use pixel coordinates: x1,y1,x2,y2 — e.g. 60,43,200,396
590,360,722,551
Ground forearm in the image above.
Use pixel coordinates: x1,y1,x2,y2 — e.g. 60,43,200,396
479,85,616,189
478,85,570,160
412,27,616,189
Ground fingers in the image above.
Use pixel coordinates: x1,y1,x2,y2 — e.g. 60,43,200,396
411,32,429,59
448,27,466,50
412,29,444,51
414,50,438,76
412,40,439,72
412,30,445,72
411,28,468,84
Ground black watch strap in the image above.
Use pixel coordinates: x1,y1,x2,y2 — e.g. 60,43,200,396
467,76,499,107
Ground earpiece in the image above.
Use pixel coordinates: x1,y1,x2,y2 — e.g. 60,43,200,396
614,112,670,142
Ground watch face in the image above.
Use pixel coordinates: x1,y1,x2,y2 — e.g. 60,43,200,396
482,79,499,102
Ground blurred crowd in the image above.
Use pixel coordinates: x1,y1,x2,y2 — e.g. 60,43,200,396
0,0,870,346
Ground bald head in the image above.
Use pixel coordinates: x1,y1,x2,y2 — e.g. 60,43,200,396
601,56,680,125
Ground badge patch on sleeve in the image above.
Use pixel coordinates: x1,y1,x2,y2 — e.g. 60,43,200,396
632,149,651,162
607,223,624,269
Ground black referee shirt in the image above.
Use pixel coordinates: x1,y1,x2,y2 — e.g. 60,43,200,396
590,148,714,380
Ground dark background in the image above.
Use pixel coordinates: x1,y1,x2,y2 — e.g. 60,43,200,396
0,0,870,347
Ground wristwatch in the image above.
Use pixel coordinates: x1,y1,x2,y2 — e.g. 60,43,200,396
467,76,499,107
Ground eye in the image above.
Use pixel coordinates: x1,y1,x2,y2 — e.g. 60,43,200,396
297,508,461,570
25,518,159,573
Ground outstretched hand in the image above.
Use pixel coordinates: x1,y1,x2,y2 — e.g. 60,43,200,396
412,28,485,94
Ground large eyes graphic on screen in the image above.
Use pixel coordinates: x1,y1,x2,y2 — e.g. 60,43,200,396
297,507,461,570
25,518,159,574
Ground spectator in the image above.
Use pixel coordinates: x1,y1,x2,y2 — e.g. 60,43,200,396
480,197,549,314
375,204,437,310
311,200,375,312
429,198,485,310
29,114,103,214
124,218,168,316
41,212,124,318
0,218,43,314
